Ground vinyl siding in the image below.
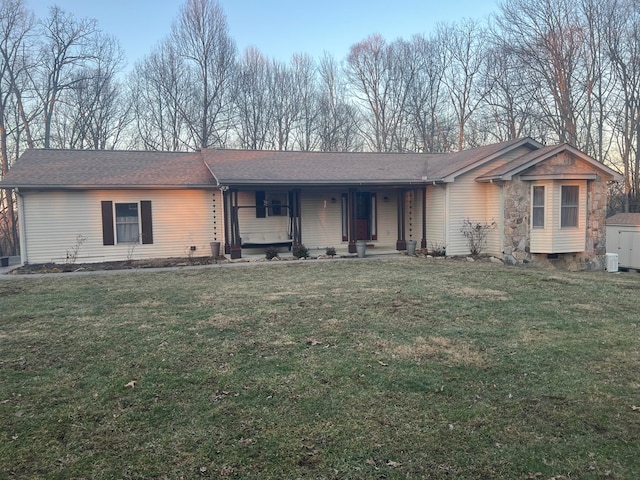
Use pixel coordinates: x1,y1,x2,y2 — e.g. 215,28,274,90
446,145,534,256
21,189,216,264
551,181,587,252
300,191,343,249
530,180,587,253
426,185,446,248
530,181,554,253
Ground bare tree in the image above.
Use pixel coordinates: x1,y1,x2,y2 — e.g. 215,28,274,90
129,40,194,151
345,34,415,152
172,0,236,149
233,47,272,149
0,0,35,256
36,6,102,148
316,53,361,152
439,19,491,151
405,34,452,152
496,0,586,146
604,0,640,211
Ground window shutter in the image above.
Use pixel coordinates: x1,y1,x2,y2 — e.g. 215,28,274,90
255,191,266,218
140,200,153,244
101,201,114,245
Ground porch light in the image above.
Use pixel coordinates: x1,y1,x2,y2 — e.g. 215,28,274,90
331,197,337,203
383,196,390,202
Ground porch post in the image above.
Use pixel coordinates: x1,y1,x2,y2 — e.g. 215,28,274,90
348,188,357,253
291,189,302,246
230,189,242,259
396,189,407,250
421,186,427,249
222,187,231,254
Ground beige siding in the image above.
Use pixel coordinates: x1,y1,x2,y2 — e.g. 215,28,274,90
376,189,398,246
300,190,343,249
529,180,587,253
445,146,535,256
426,185,446,249
551,180,587,252
530,181,554,253
22,189,216,264
236,191,290,239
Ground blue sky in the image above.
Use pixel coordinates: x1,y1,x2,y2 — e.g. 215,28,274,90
28,0,499,69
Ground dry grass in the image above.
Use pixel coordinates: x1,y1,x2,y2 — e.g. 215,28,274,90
1,257,640,479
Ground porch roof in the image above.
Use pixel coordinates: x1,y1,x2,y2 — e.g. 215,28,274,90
202,138,536,186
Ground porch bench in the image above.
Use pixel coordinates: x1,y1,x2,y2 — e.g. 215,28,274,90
241,232,293,250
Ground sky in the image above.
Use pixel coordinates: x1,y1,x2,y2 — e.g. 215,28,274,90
27,0,500,70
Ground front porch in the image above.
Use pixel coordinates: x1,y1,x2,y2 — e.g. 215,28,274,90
220,186,427,259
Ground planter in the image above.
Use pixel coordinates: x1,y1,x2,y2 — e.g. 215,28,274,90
0,256,8,267
406,240,417,256
210,241,221,258
356,240,367,258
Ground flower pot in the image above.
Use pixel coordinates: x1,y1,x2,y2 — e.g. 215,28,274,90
356,240,367,258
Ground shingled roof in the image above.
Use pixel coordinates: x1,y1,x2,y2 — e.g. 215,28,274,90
2,138,609,189
1,149,215,188
201,138,539,186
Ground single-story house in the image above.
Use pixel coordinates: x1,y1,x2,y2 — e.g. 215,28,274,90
0,137,622,269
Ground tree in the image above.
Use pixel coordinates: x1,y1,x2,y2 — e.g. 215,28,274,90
172,0,236,149
37,6,101,148
496,0,586,146
345,34,415,152
439,19,491,151
0,0,35,256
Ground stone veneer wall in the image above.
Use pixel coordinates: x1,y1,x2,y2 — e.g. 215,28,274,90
502,173,609,271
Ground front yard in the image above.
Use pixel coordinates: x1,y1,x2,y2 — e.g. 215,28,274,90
1,258,639,479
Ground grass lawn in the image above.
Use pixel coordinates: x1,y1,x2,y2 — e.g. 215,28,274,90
1,258,639,479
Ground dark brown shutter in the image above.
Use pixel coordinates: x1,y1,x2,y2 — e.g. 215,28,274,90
255,191,266,218
140,200,153,244
101,201,114,245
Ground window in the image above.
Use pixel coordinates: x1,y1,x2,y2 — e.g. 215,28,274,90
255,191,287,217
532,186,545,228
561,186,579,227
101,200,153,246
269,193,288,216
116,203,140,242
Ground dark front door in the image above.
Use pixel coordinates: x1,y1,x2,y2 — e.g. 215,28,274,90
356,193,371,240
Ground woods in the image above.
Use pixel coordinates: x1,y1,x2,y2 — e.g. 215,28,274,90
1,0,640,256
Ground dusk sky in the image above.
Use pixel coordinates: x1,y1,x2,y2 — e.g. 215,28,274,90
28,0,499,69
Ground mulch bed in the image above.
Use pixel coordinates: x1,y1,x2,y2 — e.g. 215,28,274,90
10,256,227,274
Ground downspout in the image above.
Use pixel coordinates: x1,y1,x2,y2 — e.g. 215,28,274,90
421,186,427,249
15,188,26,265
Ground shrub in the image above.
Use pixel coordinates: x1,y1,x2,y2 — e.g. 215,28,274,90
429,242,446,257
292,244,310,259
325,246,337,257
460,218,496,257
265,247,279,260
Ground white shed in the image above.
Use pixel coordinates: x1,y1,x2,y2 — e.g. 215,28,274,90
606,213,640,269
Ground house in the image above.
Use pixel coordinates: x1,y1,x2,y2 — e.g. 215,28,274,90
0,138,622,269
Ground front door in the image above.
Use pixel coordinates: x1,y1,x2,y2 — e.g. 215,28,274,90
356,192,374,240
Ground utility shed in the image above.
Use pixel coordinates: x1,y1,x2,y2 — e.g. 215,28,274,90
606,213,640,269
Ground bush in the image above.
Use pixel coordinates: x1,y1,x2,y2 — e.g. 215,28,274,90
325,246,337,257
429,243,446,257
265,247,279,260
460,218,496,257
292,244,310,259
